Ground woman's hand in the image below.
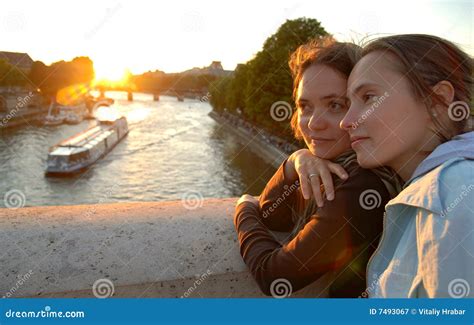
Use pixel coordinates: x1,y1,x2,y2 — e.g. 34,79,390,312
236,194,259,207
286,149,348,207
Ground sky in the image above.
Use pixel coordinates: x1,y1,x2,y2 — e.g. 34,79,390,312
1,0,472,80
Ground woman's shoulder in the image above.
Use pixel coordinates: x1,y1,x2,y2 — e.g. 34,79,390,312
436,158,474,214
388,158,473,215
321,166,391,217
338,165,391,198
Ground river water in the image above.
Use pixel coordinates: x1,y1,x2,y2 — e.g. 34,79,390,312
0,92,276,208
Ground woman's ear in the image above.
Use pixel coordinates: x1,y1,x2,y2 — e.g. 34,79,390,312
432,80,455,107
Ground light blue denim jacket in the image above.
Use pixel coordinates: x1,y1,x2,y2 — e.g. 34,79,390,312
367,131,474,298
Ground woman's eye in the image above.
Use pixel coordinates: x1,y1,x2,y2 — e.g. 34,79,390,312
329,101,345,112
299,104,312,113
363,94,377,103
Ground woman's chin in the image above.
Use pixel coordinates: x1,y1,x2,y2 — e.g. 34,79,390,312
308,147,327,159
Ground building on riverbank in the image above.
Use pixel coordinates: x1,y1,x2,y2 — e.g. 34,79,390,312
0,51,34,73
0,90,46,129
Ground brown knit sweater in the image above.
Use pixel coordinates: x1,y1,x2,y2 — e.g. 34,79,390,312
233,159,390,297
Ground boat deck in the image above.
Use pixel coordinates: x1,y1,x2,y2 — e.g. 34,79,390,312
50,124,115,155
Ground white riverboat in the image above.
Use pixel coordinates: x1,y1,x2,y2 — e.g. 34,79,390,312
45,116,128,176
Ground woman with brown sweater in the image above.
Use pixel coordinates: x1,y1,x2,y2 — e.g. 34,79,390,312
233,38,402,298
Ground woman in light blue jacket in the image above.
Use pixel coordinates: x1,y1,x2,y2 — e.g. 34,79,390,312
297,34,473,297
338,34,473,297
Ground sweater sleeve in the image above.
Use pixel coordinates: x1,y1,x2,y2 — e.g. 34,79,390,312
258,159,302,232
234,168,389,296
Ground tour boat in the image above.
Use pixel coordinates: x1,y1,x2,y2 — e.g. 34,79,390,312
45,116,128,176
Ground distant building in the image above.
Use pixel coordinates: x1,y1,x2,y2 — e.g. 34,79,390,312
183,61,233,77
0,51,34,72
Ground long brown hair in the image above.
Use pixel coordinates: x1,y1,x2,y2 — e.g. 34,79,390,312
361,34,473,140
288,37,362,139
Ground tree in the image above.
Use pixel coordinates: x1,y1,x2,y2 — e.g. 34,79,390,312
210,17,328,140
29,57,94,97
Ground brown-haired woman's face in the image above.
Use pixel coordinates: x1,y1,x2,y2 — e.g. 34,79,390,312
296,64,351,159
341,51,439,179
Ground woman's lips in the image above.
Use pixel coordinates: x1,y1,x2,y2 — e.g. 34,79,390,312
350,136,369,147
311,138,332,145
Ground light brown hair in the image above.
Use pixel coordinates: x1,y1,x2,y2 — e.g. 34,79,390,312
288,37,362,139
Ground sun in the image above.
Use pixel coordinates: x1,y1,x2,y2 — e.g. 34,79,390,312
94,62,130,86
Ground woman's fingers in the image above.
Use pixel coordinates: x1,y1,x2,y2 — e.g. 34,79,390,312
298,172,312,200
319,167,335,201
236,194,258,206
328,163,349,180
310,175,323,207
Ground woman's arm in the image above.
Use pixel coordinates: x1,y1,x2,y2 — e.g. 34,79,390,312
258,149,348,232
257,158,301,232
234,168,389,296
417,161,474,297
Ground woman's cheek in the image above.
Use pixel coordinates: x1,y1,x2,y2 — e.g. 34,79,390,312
298,114,310,136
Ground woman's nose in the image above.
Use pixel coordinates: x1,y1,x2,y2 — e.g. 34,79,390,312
308,111,326,131
340,106,359,131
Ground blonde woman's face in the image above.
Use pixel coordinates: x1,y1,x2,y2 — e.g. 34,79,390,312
296,64,351,159
341,51,440,179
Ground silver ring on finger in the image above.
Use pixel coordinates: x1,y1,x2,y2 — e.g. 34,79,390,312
308,173,318,180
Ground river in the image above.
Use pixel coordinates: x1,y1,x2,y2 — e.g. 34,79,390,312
0,91,276,208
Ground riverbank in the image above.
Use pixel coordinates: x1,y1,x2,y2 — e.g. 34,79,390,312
209,110,298,168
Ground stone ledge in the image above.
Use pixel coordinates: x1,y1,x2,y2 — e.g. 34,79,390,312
0,199,330,298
